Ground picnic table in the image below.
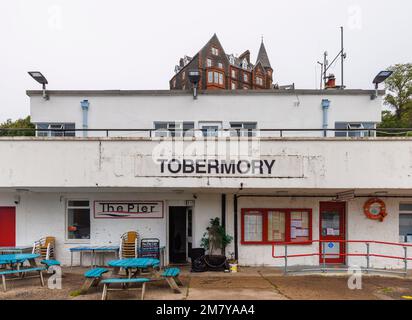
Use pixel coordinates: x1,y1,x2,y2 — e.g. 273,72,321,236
70,246,120,268
0,246,33,255
108,257,160,277
0,253,45,291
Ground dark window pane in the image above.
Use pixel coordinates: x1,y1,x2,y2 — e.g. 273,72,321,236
68,200,90,207
68,208,90,240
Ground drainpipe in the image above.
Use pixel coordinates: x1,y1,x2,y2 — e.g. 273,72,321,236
234,194,238,260
221,194,226,255
81,100,89,137
321,99,330,137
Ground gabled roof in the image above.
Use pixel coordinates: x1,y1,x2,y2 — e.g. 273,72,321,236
256,41,272,69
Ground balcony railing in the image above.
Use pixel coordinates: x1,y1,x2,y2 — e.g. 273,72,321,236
1,128,412,138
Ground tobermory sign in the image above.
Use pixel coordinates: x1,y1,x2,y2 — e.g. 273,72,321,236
94,201,164,219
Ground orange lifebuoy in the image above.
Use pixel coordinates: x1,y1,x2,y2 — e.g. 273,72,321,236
364,198,387,222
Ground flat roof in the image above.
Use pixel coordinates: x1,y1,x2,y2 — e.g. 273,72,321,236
26,89,385,97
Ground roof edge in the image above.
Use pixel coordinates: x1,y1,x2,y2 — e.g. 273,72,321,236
26,89,386,97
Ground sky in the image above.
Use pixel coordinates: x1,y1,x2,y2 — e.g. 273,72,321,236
0,0,411,122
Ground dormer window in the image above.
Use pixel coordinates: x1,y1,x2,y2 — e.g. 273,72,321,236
256,76,263,86
212,47,219,56
229,55,235,65
242,59,248,70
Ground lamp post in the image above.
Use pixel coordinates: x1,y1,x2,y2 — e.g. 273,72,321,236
371,70,393,100
28,71,49,100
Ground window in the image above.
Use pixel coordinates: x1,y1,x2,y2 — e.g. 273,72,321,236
207,58,212,67
242,58,248,70
207,71,224,86
243,73,249,82
231,69,236,78
172,79,176,88
335,122,376,137
230,122,257,137
218,62,223,69
242,208,312,244
256,76,263,86
211,47,219,56
154,122,195,137
182,71,186,80
231,81,237,90
36,123,75,137
400,204,412,243
199,121,222,137
229,55,235,65
67,200,90,240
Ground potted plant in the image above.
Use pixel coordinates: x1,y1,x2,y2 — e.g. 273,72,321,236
200,217,233,271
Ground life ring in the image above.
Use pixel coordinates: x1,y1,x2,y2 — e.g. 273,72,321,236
364,198,387,222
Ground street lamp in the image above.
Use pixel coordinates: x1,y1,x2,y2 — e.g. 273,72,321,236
28,71,49,100
371,70,393,100
188,70,201,100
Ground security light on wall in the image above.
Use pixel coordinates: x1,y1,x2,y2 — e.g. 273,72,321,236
28,71,49,100
188,70,201,100
371,70,393,100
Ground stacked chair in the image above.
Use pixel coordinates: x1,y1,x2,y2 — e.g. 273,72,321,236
32,236,56,260
120,231,139,258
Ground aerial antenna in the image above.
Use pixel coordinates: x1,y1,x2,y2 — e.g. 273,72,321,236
318,26,346,89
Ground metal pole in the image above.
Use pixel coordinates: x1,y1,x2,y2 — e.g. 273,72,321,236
404,246,408,276
284,245,288,275
322,242,326,273
340,26,344,89
366,242,370,273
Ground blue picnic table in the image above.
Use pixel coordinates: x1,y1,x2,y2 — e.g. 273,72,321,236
108,258,160,277
0,254,40,267
0,246,33,255
70,246,120,268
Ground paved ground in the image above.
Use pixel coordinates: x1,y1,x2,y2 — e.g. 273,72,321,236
1,266,412,300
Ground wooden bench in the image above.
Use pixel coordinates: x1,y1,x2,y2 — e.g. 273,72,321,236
0,267,46,292
80,268,109,293
101,278,151,300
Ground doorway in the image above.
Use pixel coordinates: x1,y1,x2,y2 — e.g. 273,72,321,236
169,206,192,264
319,202,346,264
0,207,16,246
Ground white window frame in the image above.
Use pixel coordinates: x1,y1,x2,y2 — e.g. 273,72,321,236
66,200,91,243
230,122,258,137
212,47,219,56
207,58,212,67
199,121,223,137
243,73,249,82
400,204,412,243
231,81,237,90
218,62,223,69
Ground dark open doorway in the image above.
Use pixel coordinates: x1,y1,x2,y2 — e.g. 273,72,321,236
169,206,190,264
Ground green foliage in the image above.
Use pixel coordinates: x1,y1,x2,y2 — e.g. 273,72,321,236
0,116,35,136
378,63,412,134
200,217,233,255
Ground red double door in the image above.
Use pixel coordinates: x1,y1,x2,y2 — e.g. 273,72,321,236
319,202,346,264
0,207,16,246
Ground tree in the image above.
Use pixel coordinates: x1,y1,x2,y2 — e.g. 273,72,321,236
380,63,412,128
0,116,35,136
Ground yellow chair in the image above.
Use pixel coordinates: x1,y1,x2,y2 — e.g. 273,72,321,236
32,236,56,260
120,232,139,258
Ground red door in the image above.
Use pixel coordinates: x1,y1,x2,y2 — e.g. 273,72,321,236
0,207,16,246
319,202,346,264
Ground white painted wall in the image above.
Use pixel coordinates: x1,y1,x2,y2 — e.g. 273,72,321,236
1,138,411,190
29,91,382,137
229,196,412,269
0,191,219,266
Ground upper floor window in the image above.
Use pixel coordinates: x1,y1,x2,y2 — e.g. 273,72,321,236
243,73,249,82
207,58,212,67
182,71,186,80
256,76,263,86
36,123,75,137
211,47,219,56
207,71,224,86
218,62,223,69
334,122,376,137
172,78,176,88
199,121,222,137
154,121,195,137
230,122,257,137
231,69,236,78
229,55,235,65
242,58,248,70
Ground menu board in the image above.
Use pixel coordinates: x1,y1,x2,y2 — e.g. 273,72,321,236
290,211,310,242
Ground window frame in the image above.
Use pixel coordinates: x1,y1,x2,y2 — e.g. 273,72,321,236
241,208,313,245
399,203,412,243
207,58,212,67
66,199,91,243
211,47,219,56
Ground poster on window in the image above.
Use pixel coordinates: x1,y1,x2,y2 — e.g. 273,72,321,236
94,201,164,219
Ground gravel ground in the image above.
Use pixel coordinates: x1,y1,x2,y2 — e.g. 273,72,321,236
0,266,412,300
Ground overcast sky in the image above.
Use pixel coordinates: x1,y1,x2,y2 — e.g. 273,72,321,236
0,0,411,121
